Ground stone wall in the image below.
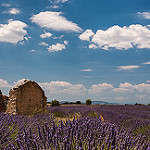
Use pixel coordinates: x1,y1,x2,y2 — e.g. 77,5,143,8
6,80,47,115
0,90,7,112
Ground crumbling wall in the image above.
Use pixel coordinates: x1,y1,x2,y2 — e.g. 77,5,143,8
0,90,7,112
6,80,47,115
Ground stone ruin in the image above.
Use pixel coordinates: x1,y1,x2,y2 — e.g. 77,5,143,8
0,90,6,112
5,80,47,115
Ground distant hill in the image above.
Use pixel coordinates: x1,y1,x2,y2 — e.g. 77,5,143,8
92,101,118,105
60,101,75,104
59,100,118,105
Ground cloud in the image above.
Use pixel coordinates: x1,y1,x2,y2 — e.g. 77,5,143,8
89,44,98,49
50,0,68,4
13,79,28,86
88,82,150,104
47,43,66,52
114,82,134,93
142,61,150,65
3,8,20,15
9,8,20,14
146,80,150,83
1,3,11,7
81,25,150,50
79,29,94,41
53,35,64,39
134,83,150,93
0,20,27,44
117,65,140,71
117,61,150,72
24,37,28,41
39,81,87,99
39,42,49,46
137,12,150,19
0,79,11,87
40,32,52,38
1,78,150,104
89,83,114,94
19,41,24,45
64,40,68,45
81,69,93,71
61,0,68,3
31,11,82,32
49,0,68,9
51,5,59,9
82,76,91,78
30,50,36,52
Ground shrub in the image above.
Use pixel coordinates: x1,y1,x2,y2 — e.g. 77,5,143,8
69,111,81,119
70,102,76,104
51,100,60,106
76,101,81,104
86,99,92,105
86,111,99,118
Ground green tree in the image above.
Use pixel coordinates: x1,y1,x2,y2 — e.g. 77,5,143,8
86,99,92,105
51,100,60,106
76,101,81,104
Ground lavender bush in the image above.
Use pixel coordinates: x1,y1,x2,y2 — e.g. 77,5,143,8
0,105,150,150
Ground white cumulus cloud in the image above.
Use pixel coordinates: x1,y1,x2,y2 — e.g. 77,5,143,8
137,12,150,19
80,25,150,50
9,8,20,14
146,80,150,83
31,11,82,32
40,32,52,38
89,83,114,94
1,78,150,104
89,44,98,49
0,79,11,87
39,81,87,96
134,83,150,93
13,79,28,86
47,43,66,52
0,20,27,44
39,42,49,46
79,29,94,41
114,82,135,93
3,8,20,15
64,40,68,45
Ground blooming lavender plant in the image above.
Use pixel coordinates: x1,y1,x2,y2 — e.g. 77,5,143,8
0,105,150,149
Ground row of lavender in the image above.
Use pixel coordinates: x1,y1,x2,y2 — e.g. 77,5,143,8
1,105,150,149
0,112,149,150
48,105,150,140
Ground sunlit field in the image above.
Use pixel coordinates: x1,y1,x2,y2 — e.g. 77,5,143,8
1,105,150,150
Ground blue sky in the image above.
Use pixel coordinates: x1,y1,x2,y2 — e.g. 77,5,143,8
0,0,150,104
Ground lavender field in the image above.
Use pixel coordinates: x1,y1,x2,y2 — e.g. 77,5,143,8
0,105,150,150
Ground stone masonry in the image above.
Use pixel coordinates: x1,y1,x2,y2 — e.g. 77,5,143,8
6,80,47,115
0,90,6,112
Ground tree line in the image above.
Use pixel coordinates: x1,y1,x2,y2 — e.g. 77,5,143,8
48,99,92,106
